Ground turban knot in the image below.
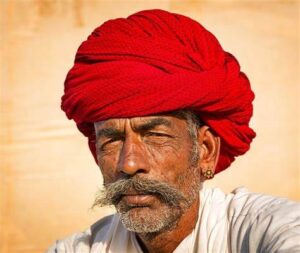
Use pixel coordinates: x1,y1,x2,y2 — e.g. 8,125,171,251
62,9,256,174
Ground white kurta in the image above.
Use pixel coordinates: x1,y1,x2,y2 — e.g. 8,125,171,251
47,187,300,253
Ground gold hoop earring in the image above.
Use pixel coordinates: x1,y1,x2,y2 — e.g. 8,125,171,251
202,168,214,179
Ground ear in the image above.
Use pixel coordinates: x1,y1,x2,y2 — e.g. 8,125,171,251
197,126,220,181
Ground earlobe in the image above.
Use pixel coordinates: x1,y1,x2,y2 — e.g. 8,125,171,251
197,126,220,181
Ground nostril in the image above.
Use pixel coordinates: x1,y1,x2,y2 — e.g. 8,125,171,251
120,167,146,177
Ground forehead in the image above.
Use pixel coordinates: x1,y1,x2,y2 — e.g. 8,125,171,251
94,114,186,131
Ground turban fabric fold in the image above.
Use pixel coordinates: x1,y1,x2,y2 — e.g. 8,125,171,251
62,9,256,174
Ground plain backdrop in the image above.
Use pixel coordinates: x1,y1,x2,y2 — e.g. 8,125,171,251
1,0,299,252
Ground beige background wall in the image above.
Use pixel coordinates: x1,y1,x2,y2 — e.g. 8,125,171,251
0,0,299,252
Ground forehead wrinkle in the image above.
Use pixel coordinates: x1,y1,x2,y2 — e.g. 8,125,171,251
95,118,125,131
95,119,127,141
132,117,172,132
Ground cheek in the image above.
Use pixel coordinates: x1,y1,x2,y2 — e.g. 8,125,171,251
146,140,193,182
145,141,180,165
97,152,120,183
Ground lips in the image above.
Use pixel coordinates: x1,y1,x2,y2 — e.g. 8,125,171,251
121,194,156,206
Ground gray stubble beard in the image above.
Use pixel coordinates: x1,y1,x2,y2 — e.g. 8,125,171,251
93,167,201,235
117,201,184,234
119,173,200,235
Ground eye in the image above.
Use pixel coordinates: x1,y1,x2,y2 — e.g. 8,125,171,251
99,137,123,151
144,132,172,138
142,131,174,146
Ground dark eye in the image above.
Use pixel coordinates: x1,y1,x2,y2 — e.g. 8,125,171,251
99,137,123,151
145,132,171,138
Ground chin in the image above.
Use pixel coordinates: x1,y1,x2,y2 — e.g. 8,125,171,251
118,204,182,234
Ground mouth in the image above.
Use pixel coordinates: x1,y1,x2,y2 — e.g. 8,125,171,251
121,193,156,207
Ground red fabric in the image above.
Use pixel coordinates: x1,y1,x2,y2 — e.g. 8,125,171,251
62,9,256,174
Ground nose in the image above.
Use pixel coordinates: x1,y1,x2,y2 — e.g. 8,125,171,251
117,136,149,176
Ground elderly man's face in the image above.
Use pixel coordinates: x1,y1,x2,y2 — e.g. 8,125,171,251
94,115,202,233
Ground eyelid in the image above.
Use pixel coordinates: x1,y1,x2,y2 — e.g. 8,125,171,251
99,136,124,150
144,131,173,138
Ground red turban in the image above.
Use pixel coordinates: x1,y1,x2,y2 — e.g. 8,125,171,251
62,9,256,174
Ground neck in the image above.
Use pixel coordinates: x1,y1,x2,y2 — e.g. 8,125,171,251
136,196,199,253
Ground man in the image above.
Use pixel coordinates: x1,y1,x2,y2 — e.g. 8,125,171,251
48,9,300,253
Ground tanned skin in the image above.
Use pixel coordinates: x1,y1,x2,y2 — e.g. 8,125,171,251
94,115,220,253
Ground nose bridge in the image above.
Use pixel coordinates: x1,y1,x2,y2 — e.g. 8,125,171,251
118,133,147,175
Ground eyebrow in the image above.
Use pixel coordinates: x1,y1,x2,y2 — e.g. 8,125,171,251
96,128,123,140
95,117,172,140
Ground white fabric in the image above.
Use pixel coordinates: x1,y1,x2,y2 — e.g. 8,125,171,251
46,187,300,253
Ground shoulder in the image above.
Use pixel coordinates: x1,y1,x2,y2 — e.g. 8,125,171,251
227,187,300,253
227,187,300,222
200,187,300,252
46,214,116,253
